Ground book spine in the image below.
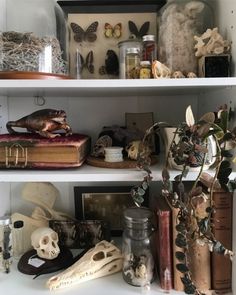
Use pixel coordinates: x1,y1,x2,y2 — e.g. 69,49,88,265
211,191,233,292
157,210,173,290
188,195,211,292
172,207,184,291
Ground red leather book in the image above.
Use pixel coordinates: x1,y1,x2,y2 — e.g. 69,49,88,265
0,133,91,168
155,196,173,291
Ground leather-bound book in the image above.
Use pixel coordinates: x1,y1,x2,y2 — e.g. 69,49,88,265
0,133,91,168
155,196,173,291
172,207,184,291
211,190,233,293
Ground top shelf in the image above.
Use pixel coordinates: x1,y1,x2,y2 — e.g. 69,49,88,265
0,78,236,97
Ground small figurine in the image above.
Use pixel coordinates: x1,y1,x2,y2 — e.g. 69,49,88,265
6,109,72,138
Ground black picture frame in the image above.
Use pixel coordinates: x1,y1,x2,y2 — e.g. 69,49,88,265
74,186,149,236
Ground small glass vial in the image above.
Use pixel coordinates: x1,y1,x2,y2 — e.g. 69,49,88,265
12,220,24,259
125,48,140,79
122,207,155,288
142,35,157,64
140,61,151,79
0,216,12,273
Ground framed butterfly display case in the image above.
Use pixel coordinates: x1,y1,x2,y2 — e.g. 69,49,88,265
58,0,166,79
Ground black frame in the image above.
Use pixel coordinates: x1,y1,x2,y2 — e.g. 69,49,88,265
74,186,148,236
58,0,166,14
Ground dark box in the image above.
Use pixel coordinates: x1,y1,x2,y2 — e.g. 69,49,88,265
198,54,231,78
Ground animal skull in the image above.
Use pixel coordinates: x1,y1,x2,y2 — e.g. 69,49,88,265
31,227,60,260
152,60,171,78
126,140,141,160
47,240,123,290
172,71,185,78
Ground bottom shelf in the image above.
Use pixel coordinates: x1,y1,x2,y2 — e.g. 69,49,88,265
0,261,184,295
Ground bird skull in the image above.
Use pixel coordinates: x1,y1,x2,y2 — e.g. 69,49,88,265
47,240,123,290
31,227,60,260
126,140,141,160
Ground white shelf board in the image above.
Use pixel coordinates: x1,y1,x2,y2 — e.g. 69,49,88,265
0,261,183,295
0,78,236,97
0,163,233,182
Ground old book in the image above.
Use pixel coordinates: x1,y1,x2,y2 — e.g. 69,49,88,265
188,193,211,292
172,207,184,291
211,190,233,293
0,133,91,168
155,196,173,291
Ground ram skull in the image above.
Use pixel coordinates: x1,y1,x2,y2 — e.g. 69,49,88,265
47,240,123,290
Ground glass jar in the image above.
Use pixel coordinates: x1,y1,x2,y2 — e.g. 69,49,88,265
0,216,12,273
142,35,157,65
0,0,68,78
118,39,141,79
140,61,152,79
122,207,155,288
125,48,140,79
157,0,214,75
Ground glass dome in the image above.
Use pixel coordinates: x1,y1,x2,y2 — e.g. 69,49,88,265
0,0,68,78
157,0,214,75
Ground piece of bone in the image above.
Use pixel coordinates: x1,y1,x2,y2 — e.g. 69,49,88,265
47,240,123,290
184,1,205,19
152,60,171,78
187,72,197,78
31,227,60,260
172,71,185,78
22,182,59,209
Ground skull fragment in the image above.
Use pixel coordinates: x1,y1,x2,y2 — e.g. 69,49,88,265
31,227,60,260
47,240,123,290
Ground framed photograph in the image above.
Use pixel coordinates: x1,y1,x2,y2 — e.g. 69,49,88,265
74,186,148,236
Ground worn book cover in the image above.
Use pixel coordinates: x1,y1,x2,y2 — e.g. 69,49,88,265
211,190,233,293
155,196,173,291
0,133,91,168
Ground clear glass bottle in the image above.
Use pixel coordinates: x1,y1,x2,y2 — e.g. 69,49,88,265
157,0,214,75
122,207,155,288
0,0,68,78
0,216,12,273
125,48,140,79
142,35,157,65
140,61,152,79
118,40,141,79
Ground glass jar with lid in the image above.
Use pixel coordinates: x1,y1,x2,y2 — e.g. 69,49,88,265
125,47,140,79
0,0,68,78
157,0,214,75
118,39,141,79
122,207,155,288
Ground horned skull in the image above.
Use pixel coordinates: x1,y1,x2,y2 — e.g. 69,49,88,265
31,227,60,260
47,240,123,290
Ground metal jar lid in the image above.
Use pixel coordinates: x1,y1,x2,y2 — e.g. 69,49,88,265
140,61,151,67
142,35,155,42
123,206,153,229
0,215,11,226
126,48,140,55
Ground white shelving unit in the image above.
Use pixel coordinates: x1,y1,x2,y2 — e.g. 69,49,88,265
0,0,236,294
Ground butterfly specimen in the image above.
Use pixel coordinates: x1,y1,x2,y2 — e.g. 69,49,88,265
70,21,99,43
128,21,150,39
104,23,122,39
77,50,94,74
99,50,119,76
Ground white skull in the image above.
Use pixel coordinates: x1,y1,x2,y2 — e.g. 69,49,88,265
47,240,123,290
172,71,185,78
31,227,60,260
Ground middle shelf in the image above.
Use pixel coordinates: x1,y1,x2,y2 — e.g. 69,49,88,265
0,162,231,182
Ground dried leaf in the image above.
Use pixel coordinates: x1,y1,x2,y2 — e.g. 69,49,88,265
175,251,186,261
197,123,211,138
199,112,215,123
162,168,170,181
176,263,189,273
190,186,202,197
200,172,221,190
186,105,195,127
